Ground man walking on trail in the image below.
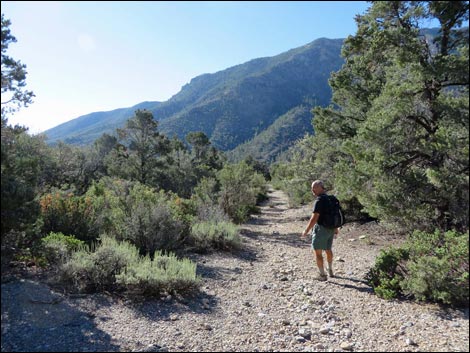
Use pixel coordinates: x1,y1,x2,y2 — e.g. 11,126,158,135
301,180,339,281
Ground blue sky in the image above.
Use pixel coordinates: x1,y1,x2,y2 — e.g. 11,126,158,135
2,1,372,134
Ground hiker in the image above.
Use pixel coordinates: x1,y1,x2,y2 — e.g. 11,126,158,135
301,180,340,281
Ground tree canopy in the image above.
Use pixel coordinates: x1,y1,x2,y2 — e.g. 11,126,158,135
1,14,34,119
312,1,469,232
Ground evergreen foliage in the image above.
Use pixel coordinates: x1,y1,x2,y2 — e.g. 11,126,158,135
162,130,224,198
39,191,98,243
1,14,34,118
191,177,227,222
112,109,171,186
85,178,188,254
1,119,50,244
1,16,43,254
366,229,469,306
286,1,469,232
217,161,267,223
366,247,410,300
270,135,322,207
227,105,314,163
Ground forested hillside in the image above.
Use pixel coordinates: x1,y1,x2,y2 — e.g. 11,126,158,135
227,105,314,163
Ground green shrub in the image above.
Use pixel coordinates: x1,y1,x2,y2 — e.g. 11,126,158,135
41,232,85,265
269,151,317,207
124,199,185,255
270,163,313,207
251,171,269,203
217,161,267,223
401,230,469,306
192,177,220,208
84,177,131,237
85,178,189,254
39,192,98,243
196,204,229,224
60,235,199,296
366,247,409,299
283,178,312,207
191,177,228,221
190,221,241,251
60,235,139,293
401,255,453,303
116,250,200,296
366,229,469,306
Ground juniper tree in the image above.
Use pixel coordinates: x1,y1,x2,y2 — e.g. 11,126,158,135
313,1,469,231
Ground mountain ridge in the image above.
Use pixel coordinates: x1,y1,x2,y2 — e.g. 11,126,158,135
44,37,346,160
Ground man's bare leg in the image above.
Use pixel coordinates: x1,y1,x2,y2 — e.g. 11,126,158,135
325,249,334,277
314,249,327,279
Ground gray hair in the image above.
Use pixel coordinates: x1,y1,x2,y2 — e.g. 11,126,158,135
311,180,325,190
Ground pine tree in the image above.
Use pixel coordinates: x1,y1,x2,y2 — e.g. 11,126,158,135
114,109,170,186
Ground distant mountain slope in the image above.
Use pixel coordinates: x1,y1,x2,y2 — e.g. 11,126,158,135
45,101,161,145
226,105,314,163
44,37,345,158
157,38,344,151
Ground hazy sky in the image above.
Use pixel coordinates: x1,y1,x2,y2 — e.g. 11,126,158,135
2,1,372,134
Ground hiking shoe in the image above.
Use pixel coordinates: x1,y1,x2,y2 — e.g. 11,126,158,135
314,274,327,281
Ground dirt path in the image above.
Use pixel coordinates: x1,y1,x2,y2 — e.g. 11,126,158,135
1,188,468,352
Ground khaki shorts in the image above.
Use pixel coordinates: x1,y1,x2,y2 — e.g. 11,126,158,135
311,224,335,250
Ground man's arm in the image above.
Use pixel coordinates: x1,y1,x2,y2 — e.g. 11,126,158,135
302,212,320,237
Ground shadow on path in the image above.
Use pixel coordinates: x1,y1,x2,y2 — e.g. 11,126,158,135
1,279,121,352
326,276,375,294
240,228,306,249
128,289,220,324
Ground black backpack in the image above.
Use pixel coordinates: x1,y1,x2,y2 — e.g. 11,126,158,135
319,194,344,228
